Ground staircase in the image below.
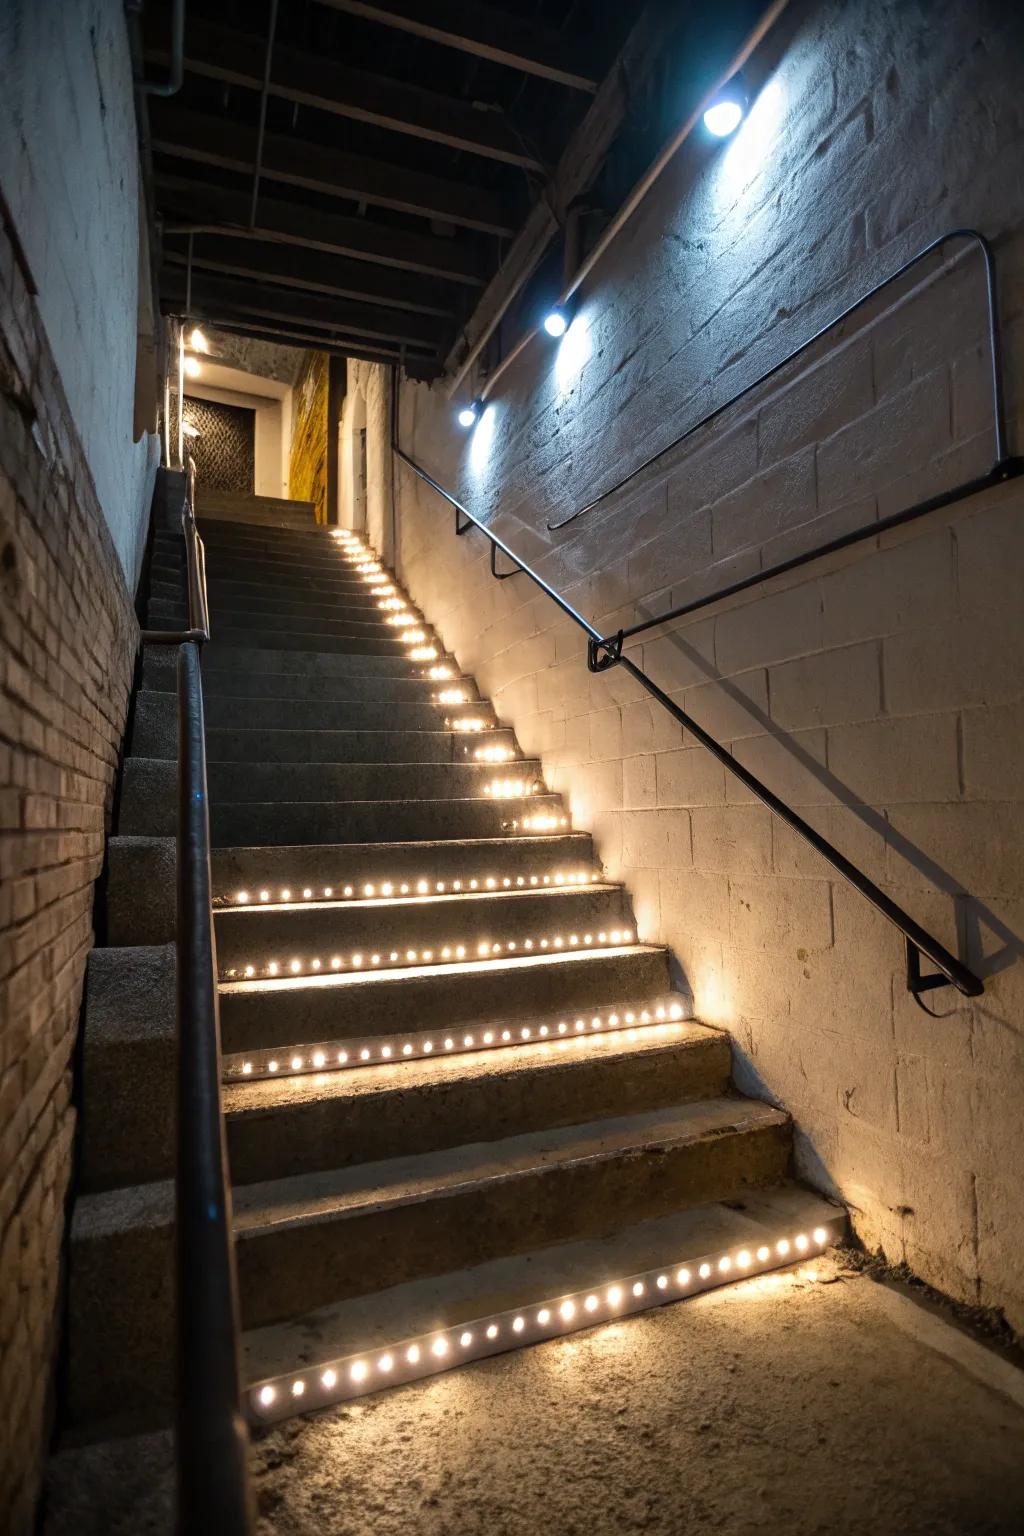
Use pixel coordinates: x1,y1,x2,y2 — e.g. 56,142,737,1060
65,486,841,1441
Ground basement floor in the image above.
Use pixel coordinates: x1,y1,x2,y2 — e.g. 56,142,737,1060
44,1255,1024,1535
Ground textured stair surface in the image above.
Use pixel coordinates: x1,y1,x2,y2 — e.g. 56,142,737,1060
64,493,838,1439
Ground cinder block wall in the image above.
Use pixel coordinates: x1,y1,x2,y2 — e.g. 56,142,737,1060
382,0,1024,1329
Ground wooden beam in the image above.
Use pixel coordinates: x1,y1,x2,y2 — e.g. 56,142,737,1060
160,267,445,350
145,5,543,170
163,236,459,319
315,0,598,93
156,173,485,287
149,101,515,237
445,4,675,387
177,314,442,379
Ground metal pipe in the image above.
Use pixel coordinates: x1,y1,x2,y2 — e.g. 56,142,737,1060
459,0,791,403
391,390,983,1000
250,0,281,229
550,227,1009,531
144,0,186,97
177,318,185,470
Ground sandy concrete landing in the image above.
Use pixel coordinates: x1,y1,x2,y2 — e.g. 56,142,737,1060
42,1260,1024,1535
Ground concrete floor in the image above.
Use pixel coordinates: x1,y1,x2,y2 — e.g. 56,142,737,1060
43,1257,1024,1535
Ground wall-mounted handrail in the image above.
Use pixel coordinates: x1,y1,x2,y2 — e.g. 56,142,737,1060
391,393,983,1004
140,462,254,1535
549,228,1012,534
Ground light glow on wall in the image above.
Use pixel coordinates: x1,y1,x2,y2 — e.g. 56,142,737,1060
468,403,498,477
554,311,593,397
713,76,785,206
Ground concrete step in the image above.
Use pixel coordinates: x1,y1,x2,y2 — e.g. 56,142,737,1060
224,1011,721,1185
210,833,598,907
196,496,317,530
63,1094,793,1426
132,687,491,746
244,1184,842,1423
200,627,422,657
142,642,450,687
231,1096,792,1331
203,727,518,766
200,548,385,582
218,943,670,1053
106,836,176,946
206,794,570,847
149,598,407,641
214,881,629,975
131,701,511,762
203,582,406,617
79,945,176,1193
199,671,482,707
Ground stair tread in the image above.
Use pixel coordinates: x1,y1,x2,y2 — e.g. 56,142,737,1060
223,1016,713,1118
242,1182,839,1386
218,941,662,998
232,1095,788,1235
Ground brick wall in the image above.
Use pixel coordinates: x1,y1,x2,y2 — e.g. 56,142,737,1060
0,218,138,1528
383,0,1024,1330
289,352,329,523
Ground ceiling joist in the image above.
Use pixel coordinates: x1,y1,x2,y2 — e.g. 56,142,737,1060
157,174,485,287
163,237,460,319
149,102,515,237
161,267,445,351
145,7,544,170
314,0,599,93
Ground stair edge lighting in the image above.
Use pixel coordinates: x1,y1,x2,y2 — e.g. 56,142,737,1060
246,1217,845,1425
223,1003,686,1081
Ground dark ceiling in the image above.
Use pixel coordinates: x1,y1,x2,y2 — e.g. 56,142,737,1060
143,0,638,377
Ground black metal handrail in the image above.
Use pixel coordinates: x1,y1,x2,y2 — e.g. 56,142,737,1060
141,462,255,1534
549,228,1011,535
391,392,984,1003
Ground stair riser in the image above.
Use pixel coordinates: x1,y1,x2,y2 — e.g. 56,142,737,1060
204,585,408,617
210,834,596,904
236,1118,792,1330
219,947,670,1050
152,555,390,597
143,644,444,683
132,712,513,764
203,696,487,731
202,629,420,656
205,796,569,848
201,552,390,582
228,1032,732,1184
106,837,176,945
215,886,629,972
205,760,545,803
148,601,404,641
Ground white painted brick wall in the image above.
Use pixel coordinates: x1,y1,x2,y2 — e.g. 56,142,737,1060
377,0,1024,1329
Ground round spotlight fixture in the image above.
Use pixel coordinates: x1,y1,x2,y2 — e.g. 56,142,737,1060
183,355,202,379
457,399,481,429
703,82,746,138
543,308,569,338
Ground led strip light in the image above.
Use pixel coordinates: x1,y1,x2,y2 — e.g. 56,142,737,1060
248,1217,844,1424
221,925,637,982
223,1004,686,1081
227,869,600,907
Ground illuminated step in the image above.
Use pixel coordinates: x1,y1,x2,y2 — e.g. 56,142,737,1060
210,832,597,906
244,1185,845,1424
219,943,670,1053
206,792,570,849
231,1096,793,1332
203,726,518,767
143,642,446,686
202,582,412,615
215,880,627,974
201,694,492,731
210,608,405,640
224,1011,727,1183
203,758,548,804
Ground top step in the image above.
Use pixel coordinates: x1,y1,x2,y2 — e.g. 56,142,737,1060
196,491,318,532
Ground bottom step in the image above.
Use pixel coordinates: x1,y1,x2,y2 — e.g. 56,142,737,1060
245,1183,844,1424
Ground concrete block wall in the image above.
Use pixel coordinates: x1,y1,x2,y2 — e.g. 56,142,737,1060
380,0,1024,1330
0,0,158,587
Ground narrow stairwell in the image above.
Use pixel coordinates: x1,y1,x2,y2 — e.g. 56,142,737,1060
66,489,842,1444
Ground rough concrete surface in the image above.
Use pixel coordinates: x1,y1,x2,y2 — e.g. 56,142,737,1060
42,1263,1024,1535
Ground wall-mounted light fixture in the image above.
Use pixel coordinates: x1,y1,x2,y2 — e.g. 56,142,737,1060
702,79,747,138
184,355,202,379
457,399,482,429
189,327,210,354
